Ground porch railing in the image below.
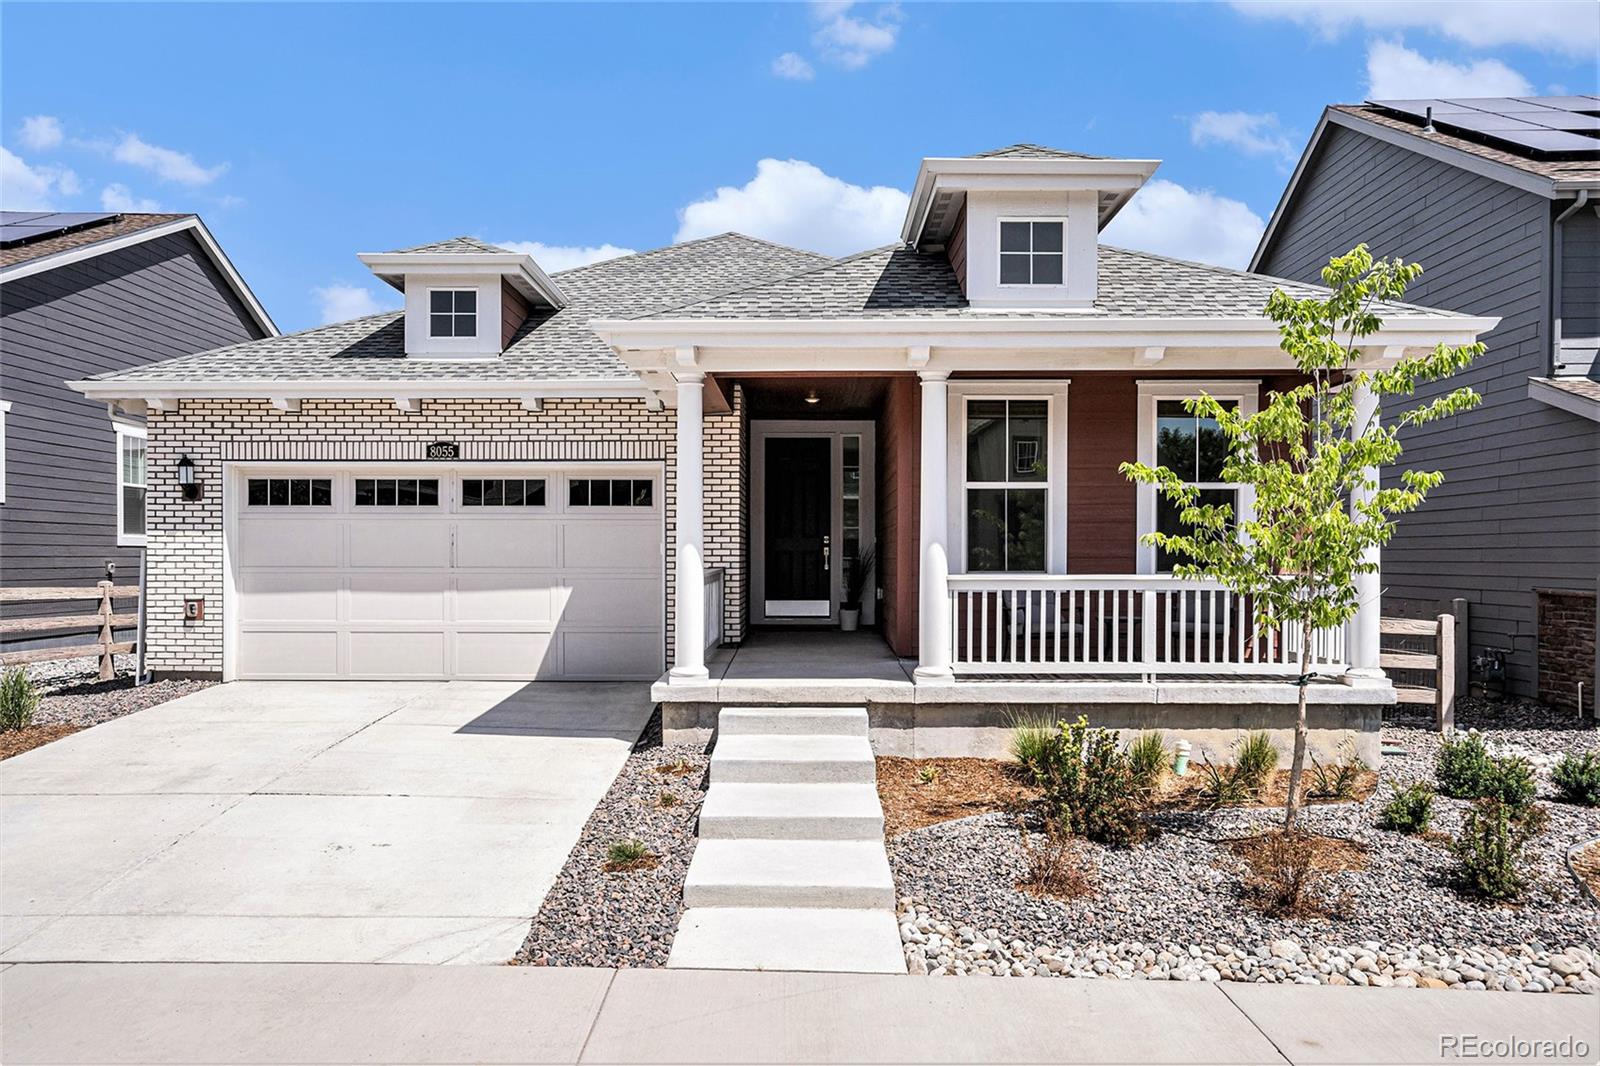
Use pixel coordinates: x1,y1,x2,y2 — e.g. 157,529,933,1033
704,567,726,654
947,574,1346,677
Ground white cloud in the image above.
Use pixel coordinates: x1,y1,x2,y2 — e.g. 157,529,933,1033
1365,39,1533,100
18,115,63,151
100,183,161,212
772,52,816,81
313,283,399,324
1189,111,1297,162
1101,179,1266,270
111,133,227,185
0,146,79,211
1230,1,1598,59
493,240,637,273
675,158,908,256
812,2,902,69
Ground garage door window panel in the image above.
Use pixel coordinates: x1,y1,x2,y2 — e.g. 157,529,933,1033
463,478,546,507
247,478,332,507
355,478,440,507
569,477,654,508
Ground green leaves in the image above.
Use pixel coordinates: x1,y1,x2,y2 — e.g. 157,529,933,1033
1119,245,1483,639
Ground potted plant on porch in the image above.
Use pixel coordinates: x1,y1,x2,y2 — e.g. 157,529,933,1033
840,544,877,632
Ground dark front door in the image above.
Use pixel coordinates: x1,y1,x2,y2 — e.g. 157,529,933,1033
765,436,831,616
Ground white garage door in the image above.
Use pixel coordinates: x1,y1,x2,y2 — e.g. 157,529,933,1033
231,467,664,680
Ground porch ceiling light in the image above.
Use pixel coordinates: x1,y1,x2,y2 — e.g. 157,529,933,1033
804,390,820,405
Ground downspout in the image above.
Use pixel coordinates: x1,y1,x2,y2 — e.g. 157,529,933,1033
1551,190,1590,375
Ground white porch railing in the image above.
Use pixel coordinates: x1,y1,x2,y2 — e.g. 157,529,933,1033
948,574,1346,677
704,567,726,654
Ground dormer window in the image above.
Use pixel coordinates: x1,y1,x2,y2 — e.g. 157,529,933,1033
429,289,477,338
999,219,1064,286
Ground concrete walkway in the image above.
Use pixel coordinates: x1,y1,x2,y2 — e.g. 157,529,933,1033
4,963,1596,1064
1,681,653,965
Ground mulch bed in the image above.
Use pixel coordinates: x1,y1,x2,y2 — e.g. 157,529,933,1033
0,723,82,761
877,757,1039,836
876,757,1375,836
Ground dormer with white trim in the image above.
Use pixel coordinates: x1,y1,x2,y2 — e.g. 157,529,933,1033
357,236,567,358
901,145,1158,310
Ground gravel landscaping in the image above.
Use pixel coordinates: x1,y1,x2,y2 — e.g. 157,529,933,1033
890,695,1600,992
514,713,708,967
0,656,213,760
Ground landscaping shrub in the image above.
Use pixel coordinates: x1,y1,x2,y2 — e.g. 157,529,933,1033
1451,798,1549,901
1436,731,1496,798
1008,713,1057,783
1028,716,1145,846
0,668,38,732
1377,782,1435,834
1126,731,1168,796
1016,815,1096,900
1308,746,1368,801
602,839,657,872
916,764,942,786
1233,829,1361,919
1551,751,1600,807
1198,759,1252,808
1233,731,1279,794
1484,755,1537,808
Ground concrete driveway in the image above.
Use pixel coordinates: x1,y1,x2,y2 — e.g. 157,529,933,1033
0,681,653,964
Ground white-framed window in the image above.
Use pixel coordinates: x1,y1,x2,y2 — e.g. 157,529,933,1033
0,399,10,504
998,218,1065,287
354,477,441,507
427,288,477,338
569,477,654,508
963,397,1050,572
247,477,333,507
463,477,547,507
1134,380,1259,574
115,423,147,546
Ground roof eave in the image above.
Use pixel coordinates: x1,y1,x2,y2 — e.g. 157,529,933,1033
356,251,569,309
66,376,649,404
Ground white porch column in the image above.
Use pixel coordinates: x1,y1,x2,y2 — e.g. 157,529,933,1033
1347,377,1383,679
670,371,709,682
915,370,953,681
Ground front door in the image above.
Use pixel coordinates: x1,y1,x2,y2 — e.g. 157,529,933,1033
764,436,831,617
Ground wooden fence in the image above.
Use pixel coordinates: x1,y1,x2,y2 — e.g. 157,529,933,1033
1382,612,1458,732
0,583,140,680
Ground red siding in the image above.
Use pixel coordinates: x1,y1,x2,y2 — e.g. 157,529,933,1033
501,282,529,349
876,375,920,655
1066,374,1139,573
947,204,968,296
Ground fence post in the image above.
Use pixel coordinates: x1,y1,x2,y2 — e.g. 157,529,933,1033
97,580,115,681
1450,597,1470,701
1436,613,1455,734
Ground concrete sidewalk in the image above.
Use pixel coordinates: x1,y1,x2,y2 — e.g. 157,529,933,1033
3,964,1596,1064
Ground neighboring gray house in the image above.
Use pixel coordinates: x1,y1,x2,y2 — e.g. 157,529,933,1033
0,212,274,647
1252,98,1600,711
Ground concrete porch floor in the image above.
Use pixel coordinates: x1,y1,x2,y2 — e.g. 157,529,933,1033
711,629,916,684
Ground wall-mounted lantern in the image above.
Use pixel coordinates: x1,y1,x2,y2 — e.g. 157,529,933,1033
177,455,200,501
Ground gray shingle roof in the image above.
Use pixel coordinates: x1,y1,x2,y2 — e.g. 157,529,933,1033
387,235,511,254
641,243,1466,320
91,233,831,384
967,144,1104,160
1332,105,1600,184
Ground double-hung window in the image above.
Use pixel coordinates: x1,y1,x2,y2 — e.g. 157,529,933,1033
999,219,1064,286
964,399,1048,571
1136,382,1257,573
116,424,147,546
428,289,477,338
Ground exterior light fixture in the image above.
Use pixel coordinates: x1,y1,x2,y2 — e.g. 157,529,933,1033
177,454,200,500
804,390,820,405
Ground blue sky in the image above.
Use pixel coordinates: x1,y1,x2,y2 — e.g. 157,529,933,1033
3,1,1595,333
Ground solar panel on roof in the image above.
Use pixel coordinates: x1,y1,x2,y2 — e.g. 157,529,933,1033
1367,97,1600,159
1534,96,1600,112
0,211,117,248
1505,129,1600,153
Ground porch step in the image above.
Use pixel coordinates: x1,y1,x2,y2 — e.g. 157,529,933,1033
667,907,905,973
681,839,896,910
709,733,876,785
698,783,884,840
718,706,868,738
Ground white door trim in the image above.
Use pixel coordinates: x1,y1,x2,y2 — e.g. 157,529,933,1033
750,420,876,627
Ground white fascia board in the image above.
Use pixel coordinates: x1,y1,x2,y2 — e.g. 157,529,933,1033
65,377,650,404
592,314,1500,352
356,252,567,308
901,156,1161,244
0,216,279,337
1529,378,1600,423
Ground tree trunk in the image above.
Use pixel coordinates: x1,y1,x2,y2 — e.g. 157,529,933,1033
1283,619,1314,831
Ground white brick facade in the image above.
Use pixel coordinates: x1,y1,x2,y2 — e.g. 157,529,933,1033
143,390,746,676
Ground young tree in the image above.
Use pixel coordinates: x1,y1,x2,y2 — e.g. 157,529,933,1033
1119,245,1484,830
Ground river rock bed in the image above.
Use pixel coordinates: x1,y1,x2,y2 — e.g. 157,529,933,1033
514,723,707,968
890,697,1600,990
